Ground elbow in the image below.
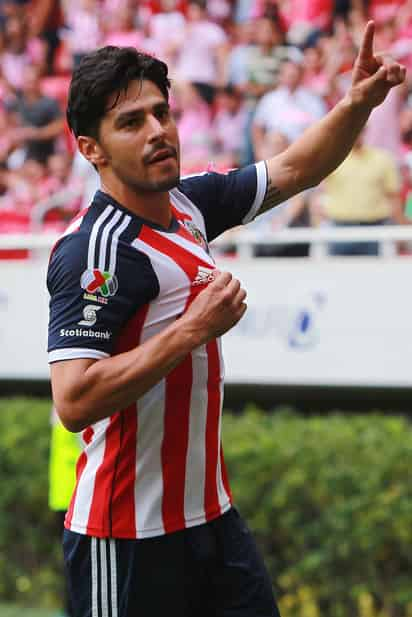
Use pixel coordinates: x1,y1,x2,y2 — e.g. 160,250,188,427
55,399,92,433
305,175,323,190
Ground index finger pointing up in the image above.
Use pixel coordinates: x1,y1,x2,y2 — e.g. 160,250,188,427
358,20,375,62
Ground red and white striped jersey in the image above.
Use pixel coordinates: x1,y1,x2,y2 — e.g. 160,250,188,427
47,162,267,538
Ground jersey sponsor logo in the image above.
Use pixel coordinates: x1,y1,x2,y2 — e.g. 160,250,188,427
60,328,112,340
80,269,118,298
183,221,208,252
78,304,102,326
192,266,215,286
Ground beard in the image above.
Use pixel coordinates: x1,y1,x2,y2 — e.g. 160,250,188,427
113,164,180,194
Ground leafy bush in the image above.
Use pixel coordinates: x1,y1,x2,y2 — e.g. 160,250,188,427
0,398,62,607
223,407,412,617
1,398,412,617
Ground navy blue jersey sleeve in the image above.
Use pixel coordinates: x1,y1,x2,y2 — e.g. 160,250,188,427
177,162,268,241
47,231,159,363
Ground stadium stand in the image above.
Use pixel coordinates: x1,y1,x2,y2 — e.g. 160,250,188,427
0,0,410,244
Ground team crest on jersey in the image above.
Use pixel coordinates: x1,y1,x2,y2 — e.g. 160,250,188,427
184,221,208,252
80,269,118,298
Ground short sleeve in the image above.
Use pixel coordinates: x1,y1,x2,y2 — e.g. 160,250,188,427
47,231,159,363
44,97,62,121
177,162,268,241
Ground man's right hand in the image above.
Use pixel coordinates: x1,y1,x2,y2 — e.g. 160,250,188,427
181,270,247,344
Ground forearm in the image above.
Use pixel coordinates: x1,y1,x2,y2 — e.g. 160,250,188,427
274,95,373,192
55,317,202,432
32,120,64,141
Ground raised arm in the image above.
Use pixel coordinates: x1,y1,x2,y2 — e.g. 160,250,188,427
258,21,406,214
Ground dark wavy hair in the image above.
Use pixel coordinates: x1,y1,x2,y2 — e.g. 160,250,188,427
67,47,171,140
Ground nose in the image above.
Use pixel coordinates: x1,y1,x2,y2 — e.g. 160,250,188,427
147,113,167,142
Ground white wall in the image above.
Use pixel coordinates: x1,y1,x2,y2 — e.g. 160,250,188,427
1,250,412,387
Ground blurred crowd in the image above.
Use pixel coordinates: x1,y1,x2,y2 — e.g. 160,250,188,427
0,0,412,251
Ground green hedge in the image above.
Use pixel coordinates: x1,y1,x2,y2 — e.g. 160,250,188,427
0,398,412,616
0,398,61,608
224,407,412,617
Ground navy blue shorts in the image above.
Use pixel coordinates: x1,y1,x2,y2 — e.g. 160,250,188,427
63,507,281,617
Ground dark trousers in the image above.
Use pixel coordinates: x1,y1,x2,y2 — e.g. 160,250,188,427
63,507,280,617
328,219,389,256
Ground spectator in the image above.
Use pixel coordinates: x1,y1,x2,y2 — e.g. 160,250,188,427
252,57,327,160
0,105,18,165
174,0,228,92
103,5,144,49
320,131,406,256
146,0,186,68
63,0,101,68
225,19,256,87
280,0,333,44
8,64,64,163
243,15,295,100
28,0,63,73
0,157,47,213
174,81,214,172
40,152,83,226
212,84,248,166
249,131,314,257
239,15,300,166
0,14,46,92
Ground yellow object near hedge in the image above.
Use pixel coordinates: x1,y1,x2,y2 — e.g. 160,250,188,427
48,411,81,512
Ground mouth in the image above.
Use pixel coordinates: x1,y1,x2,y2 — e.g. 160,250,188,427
147,147,176,165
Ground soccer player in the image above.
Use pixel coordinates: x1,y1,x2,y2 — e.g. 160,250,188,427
47,22,404,617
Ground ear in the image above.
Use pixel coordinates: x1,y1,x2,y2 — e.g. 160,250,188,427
77,135,108,168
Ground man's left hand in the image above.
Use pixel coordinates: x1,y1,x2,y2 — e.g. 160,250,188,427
350,21,406,109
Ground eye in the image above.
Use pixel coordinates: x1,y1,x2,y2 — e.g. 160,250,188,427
125,117,141,128
119,114,144,130
155,107,170,122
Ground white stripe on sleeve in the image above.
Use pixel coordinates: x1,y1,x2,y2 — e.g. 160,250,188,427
48,348,110,363
242,160,268,224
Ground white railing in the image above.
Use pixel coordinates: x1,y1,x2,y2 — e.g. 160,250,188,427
213,225,412,259
1,225,412,258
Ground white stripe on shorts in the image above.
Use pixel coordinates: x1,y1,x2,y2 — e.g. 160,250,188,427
109,539,118,617
91,537,98,617
91,538,118,617
100,539,109,617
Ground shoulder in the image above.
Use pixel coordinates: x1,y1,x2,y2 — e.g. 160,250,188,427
48,201,155,295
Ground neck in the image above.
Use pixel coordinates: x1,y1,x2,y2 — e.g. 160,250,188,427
100,176,173,228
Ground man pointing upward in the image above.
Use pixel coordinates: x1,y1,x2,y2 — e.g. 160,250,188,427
47,21,404,617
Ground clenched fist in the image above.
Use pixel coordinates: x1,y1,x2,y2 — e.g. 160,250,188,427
181,270,247,344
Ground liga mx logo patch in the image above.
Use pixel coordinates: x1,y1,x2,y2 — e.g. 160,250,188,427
80,269,118,298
